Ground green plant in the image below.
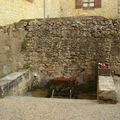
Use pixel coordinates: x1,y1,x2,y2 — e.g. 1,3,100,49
23,63,32,69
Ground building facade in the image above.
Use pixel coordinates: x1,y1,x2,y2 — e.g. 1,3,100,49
0,0,118,26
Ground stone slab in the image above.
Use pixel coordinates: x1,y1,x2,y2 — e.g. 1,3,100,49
97,76,117,104
0,70,32,98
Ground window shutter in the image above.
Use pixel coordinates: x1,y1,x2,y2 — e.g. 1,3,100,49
95,0,101,8
26,0,33,3
76,0,82,9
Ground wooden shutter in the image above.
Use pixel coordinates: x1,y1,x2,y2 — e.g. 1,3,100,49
95,0,101,8
75,0,82,9
26,0,34,3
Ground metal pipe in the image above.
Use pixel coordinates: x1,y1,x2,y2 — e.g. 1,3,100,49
44,0,46,19
51,89,55,98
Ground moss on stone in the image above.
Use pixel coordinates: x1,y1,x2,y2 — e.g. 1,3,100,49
23,63,32,69
21,40,28,51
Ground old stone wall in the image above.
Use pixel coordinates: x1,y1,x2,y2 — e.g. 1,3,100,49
0,16,120,82
21,17,120,81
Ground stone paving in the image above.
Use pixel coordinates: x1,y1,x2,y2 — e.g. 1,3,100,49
0,97,120,120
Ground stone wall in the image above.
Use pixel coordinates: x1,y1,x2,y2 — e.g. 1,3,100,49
0,16,120,82
21,17,120,81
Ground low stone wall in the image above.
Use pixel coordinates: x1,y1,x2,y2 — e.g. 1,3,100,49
97,76,117,103
0,70,32,98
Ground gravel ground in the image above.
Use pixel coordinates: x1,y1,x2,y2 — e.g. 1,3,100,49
0,97,120,120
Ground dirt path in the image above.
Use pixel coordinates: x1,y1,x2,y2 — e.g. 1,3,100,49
0,97,120,120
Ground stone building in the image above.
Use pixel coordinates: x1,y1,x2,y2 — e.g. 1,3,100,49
0,0,119,26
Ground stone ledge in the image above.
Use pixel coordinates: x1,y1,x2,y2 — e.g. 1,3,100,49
97,76,117,104
0,70,32,98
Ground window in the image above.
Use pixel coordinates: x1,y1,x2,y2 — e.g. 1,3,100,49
76,0,101,9
82,0,95,8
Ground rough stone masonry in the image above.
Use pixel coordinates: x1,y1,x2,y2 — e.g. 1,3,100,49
0,16,120,82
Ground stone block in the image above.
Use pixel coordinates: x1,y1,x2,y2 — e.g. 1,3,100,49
113,75,120,103
0,70,32,98
97,76,117,104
